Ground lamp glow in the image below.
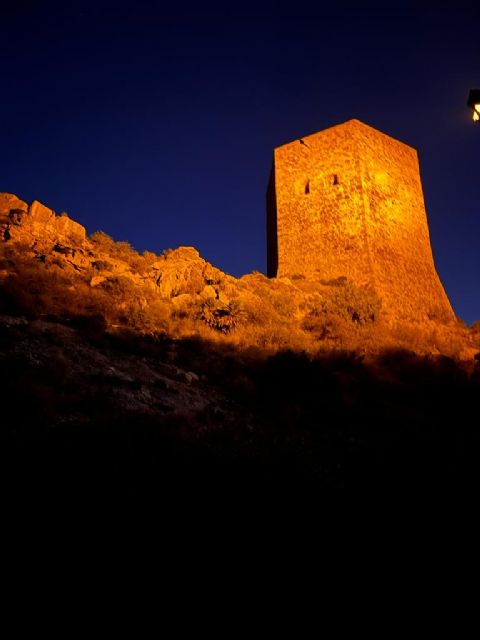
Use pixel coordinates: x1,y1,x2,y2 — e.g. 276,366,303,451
467,89,480,122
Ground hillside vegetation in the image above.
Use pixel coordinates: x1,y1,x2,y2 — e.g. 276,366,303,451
1,193,480,504
0,194,478,359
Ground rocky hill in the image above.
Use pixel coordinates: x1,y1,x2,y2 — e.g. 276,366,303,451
1,192,480,506
2,287,480,507
1,193,478,358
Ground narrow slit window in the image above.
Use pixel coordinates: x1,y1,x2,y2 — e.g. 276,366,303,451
333,174,339,185
305,180,310,194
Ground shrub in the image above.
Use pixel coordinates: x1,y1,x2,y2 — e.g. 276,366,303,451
301,282,382,345
90,232,145,270
200,298,246,333
90,231,115,250
325,281,382,324
142,251,158,266
320,276,348,287
471,321,480,335
119,297,172,334
91,260,112,271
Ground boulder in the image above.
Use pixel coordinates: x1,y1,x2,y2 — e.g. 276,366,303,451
167,247,200,260
0,194,28,238
152,246,225,298
200,285,217,299
0,193,28,216
29,200,55,224
0,194,86,247
29,201,86,243
54,214,86,244
90,276,107,287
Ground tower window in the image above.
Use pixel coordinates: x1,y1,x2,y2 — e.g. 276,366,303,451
333,174,339,185
305,180,310,194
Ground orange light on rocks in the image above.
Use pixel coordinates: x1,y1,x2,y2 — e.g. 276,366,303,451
467,89,480,122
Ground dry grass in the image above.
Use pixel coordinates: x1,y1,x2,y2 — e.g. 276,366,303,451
1,239,477,359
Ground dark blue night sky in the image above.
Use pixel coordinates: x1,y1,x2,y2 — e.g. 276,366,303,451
1,1,479,322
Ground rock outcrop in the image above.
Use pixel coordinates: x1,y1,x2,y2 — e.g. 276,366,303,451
0,192,477,358
0,194,86,247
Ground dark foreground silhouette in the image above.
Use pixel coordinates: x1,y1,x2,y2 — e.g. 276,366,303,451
1,310,480,514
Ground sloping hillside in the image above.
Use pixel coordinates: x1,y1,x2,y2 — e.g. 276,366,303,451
1,193,478,358
1,311,480,506
1,192,480,505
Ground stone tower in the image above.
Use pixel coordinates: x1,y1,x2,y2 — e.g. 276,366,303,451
267,119,454,321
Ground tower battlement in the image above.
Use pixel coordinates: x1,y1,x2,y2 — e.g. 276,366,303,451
267,119,454,321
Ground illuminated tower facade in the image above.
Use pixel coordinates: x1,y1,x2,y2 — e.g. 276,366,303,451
267,119,454,320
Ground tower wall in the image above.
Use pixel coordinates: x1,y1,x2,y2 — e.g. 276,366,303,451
267,119,454,321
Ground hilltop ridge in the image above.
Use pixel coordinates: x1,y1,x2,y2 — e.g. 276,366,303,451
2,191,480,504
0,192,478,358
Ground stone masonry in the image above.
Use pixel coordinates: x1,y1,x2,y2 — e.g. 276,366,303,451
267,119,455,321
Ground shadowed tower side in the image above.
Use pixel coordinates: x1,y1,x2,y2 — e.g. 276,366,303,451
266,119,454,321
